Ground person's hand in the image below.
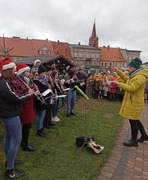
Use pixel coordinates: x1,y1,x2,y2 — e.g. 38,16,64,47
112,67,120,72
28,89,34,96
34,89,40,96
112,80,119,85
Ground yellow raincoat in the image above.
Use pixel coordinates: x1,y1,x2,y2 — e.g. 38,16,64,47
117,68,148,120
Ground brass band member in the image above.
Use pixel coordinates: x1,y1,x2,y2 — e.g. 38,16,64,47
33,65,52,137
16,64,40,151
0,58,34,179
64,70,78,117
51,70,63,122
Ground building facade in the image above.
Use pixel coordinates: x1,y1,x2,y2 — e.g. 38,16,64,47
69,43,101,70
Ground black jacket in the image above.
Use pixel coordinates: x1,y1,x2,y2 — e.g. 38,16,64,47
64,78,79,91
33,80,52,111
0,77,30,118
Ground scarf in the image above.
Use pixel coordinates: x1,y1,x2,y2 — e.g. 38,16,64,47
129,67,144,78
33,75,49,87
10,75,28,96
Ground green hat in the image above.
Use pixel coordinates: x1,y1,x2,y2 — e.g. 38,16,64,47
128,58,142,69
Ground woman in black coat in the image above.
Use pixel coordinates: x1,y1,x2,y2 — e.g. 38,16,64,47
0,58,34,179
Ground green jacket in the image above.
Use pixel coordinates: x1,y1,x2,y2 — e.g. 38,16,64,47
117,67,148,120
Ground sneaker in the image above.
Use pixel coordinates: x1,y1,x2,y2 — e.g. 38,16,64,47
55,116,60,120
5,170,24,179
52,117,60,122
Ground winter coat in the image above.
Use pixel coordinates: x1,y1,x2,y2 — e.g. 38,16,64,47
110,82,117,94
117,67,148,120
0,77,30,118
145,79,148,93
33,79,52,111
19,96,35,124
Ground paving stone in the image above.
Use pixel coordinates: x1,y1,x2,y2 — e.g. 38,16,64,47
95,104,148,180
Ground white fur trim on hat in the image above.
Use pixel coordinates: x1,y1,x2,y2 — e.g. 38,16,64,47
34,59,41,66
17,66,30,75
2,62,16,70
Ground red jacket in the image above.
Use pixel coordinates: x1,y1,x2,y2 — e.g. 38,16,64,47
19,96,35,124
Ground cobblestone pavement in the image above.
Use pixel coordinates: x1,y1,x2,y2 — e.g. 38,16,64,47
95,103,148,180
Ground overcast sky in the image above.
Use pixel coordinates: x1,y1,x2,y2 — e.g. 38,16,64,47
0,0,148,62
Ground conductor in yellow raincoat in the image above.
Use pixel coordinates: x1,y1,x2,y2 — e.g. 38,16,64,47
113,58,148,147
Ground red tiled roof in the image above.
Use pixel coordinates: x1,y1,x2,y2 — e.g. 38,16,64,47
0,37,54,57
99,46,125,62
51,41,72,60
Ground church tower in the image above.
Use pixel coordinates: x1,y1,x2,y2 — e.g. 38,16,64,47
89,19,99,47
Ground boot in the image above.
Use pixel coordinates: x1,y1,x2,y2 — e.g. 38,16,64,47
41,127,47,136
21,143,36,152
138,129,148,143
123,139,138,147
36,129,47,137
123,130,138,147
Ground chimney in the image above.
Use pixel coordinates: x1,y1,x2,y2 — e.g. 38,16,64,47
12,36,20,39
78,42,81,45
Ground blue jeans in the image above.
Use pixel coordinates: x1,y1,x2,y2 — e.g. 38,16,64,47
66,90,76,114
2,116,22,170
37,110,46,130
52,98,59,117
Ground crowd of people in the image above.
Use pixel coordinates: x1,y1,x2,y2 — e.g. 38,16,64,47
0,57,148,179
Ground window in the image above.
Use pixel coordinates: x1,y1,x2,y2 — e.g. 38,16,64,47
91,54,95,59
38,46,50,55
79,53,83,58
74,53,77,57
86,54,90,58
96,54,100,59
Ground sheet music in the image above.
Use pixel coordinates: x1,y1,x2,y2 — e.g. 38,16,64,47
42,89,52,96
56,95,67,98
62,88,70,91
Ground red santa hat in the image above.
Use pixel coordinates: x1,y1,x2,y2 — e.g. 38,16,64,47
0,58,16,75
0,58,3,76
17,64,30,75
